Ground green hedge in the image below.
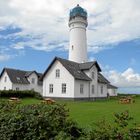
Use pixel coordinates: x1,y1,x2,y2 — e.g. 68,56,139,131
0,101,83,140
0,90,43,99
0,101,140,140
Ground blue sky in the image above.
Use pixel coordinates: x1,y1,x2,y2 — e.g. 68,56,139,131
0,0,140,93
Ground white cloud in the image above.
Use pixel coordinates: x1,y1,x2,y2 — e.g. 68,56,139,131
0,0,140,52
103,67,140,87
0,54,11,61
130,58,137,65
89,56,96,61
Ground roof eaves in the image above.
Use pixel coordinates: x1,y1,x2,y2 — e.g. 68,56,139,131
41,57,58,80
75,77,92,81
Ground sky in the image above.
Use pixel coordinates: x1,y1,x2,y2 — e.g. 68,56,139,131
0,0,140,93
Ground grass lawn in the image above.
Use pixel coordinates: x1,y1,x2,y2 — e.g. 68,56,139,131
1,97,140,127
64,98,140,127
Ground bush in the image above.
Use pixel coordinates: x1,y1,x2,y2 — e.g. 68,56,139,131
0,100,140,140
0,90,43,99
87,111,140,140
0,101,83,140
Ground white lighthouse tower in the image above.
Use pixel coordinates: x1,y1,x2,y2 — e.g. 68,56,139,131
68,4,88,63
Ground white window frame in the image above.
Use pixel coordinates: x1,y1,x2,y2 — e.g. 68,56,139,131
56,69,60,78
80,84,84,94
62,83,66,94
16,87,19,91
49,84,53,93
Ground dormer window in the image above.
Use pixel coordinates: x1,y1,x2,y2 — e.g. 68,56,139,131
16,77,21,83
56,69,60,78
92,72,94,79
16,77,20,81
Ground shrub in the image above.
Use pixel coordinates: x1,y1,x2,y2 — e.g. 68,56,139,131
88,111,140,140
0,90,43,99
0,100,140,140
0,101,83,140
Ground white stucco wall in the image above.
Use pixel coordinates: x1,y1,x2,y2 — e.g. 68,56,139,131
27,73,42,93
12,84,29,91
108,89,117,96
69,17,88,63
0,71,42,93
12,72,43,93
0,71,12,90
43,60,75,98
74,80,90,98
84,65,98,97
98,83,108,98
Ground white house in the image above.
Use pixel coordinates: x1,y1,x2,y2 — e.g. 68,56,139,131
107,84,118,97
43,57,112,100
42,57,110,100
0,68,42,93
42,4,117,100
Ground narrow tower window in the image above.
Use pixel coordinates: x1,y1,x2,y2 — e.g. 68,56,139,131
72,45,74,50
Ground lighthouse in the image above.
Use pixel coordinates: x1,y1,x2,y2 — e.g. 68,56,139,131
68,4,88,63
42,4,115,100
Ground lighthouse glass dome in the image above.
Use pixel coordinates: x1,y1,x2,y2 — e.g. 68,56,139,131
69,4,87,21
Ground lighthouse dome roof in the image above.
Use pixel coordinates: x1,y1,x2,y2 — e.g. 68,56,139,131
69,4,87,20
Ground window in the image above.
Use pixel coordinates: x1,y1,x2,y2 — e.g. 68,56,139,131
92,85,94,94
72,45,74,50
31,88,34,91
16,77,22,83
16,77,20,81
4,87,6,90
16,87,19,91
56,69,60,78
49,84,53,93
101,85,103,94
92,72,94,79
80,84,84,94
31,78,35,84
114,89,116,94
4,77,7,82
62,83,66,93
